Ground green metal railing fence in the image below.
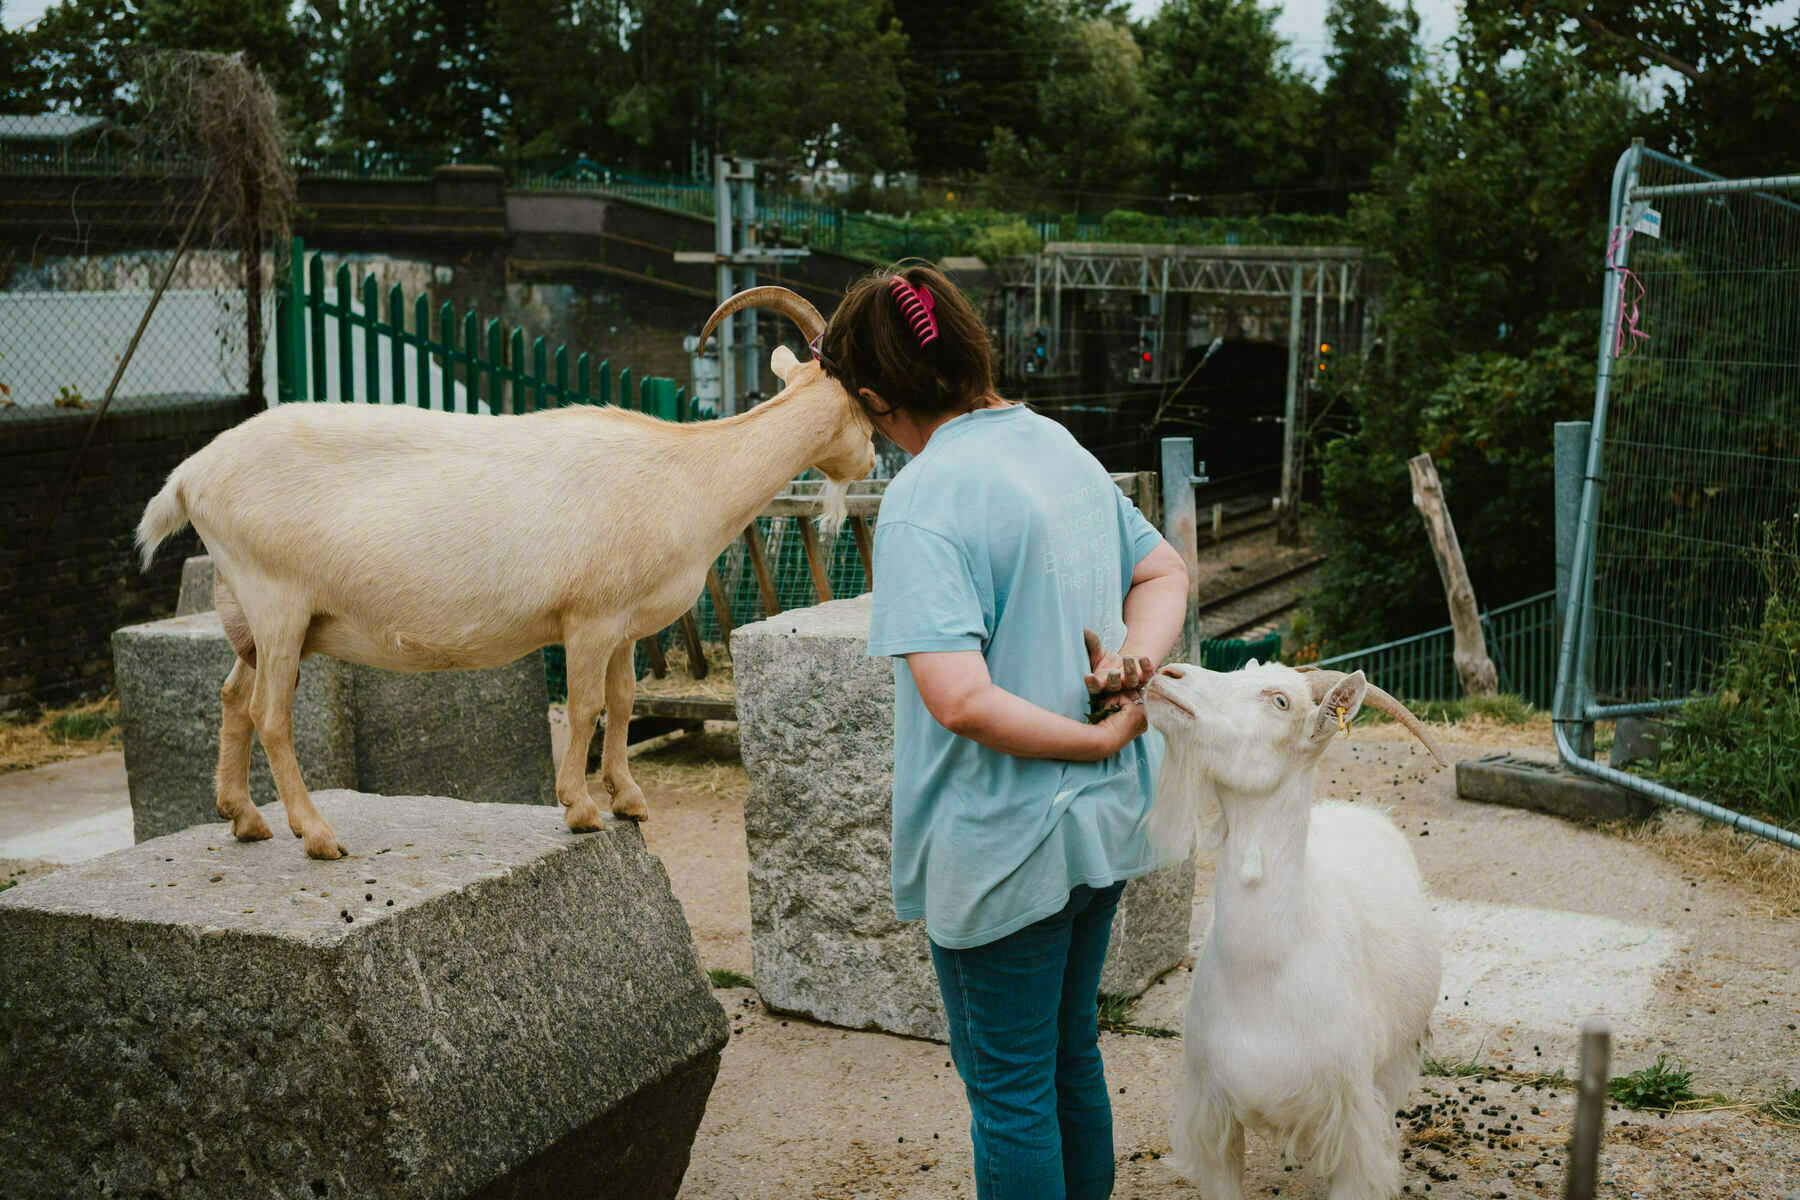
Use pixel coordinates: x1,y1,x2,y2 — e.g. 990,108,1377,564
1309,591,1558,709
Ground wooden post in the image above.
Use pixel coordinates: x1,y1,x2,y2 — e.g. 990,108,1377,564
795,515,835,604
1565,1021,1611,1200
704,565,736,657
1211,502,1223,545
744,522,782,616
678,610,709,679
1408,453,1498,696
849,515,876,585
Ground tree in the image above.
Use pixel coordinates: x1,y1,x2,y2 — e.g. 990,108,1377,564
1315,0,1417,208
1466,1,1800,178
1034,18,1150,206
1300,46,1644,653
894,0,1058,176
716,0,910,174
0,1,45,111
331,0,504,156
1140,0,1318,211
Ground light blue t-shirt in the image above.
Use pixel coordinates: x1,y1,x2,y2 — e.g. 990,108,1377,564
866,404,1170,950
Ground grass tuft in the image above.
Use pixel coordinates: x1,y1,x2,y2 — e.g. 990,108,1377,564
1420,1046,1488,1078
1608,1055,1697,1111
1362,693,1539,728
1096,992,1180,1039
1760,1087,1800,1125
1,695,121,774
707,968,754,990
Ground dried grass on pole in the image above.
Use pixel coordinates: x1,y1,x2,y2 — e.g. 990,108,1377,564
37,51,296,554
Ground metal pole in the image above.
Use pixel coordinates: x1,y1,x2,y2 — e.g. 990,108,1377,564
1555,420,1594,757
1278,264,1303,544
741,159,759,407
1161,437,1206,664
714,154,736,415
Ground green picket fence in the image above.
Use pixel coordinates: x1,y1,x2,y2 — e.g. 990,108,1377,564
1308,591,1558,709
275,237,698,417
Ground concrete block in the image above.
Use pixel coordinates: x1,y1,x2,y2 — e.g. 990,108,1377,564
1611,716,1670,769
113,613,556,842
176,553,215,615
0,792,729,1200
350,657,556,807
733,595,1192,1043
114,611,356,843
1457,752,1657,823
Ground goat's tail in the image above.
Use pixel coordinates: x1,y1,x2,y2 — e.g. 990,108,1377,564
136,468,190,571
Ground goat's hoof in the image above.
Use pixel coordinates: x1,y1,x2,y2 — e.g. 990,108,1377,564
608,787,649,822
565,799,606,832
229,808,273,842
302,828,347,860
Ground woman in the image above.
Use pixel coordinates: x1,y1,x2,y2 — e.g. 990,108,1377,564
814,263,1189,1200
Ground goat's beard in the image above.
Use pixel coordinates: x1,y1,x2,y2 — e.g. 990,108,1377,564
1147,733,1218,861
815,477,850,540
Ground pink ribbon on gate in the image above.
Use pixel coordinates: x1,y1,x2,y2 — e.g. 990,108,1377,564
1607,224,1649,358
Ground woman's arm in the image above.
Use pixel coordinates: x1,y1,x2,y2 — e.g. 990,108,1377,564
906,650,1146,762
1086,539,1190,693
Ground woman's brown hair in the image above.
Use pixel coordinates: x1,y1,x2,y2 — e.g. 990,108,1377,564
815,262,994,419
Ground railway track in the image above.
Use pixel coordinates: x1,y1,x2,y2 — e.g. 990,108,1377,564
1192,551,1325,643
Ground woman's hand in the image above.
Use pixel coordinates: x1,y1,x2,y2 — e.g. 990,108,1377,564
1082,690,1148,760
1083,628,1156,697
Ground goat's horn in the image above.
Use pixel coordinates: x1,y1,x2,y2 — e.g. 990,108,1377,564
698,286,825,354
1299,668,1450,767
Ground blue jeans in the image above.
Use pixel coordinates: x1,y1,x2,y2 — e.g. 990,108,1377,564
929,881,1127,1200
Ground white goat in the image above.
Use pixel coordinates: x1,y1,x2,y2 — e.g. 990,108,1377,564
1143,661,1448,1200
136,287,872,860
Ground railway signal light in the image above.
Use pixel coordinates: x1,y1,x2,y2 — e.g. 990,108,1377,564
1318,341,1331,371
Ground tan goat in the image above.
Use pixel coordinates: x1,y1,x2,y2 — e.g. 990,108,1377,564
136,287,872,859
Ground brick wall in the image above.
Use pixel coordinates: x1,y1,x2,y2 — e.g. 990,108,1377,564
2,394,254,715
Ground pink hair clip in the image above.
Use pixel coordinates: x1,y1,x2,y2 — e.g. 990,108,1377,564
889,276,939,347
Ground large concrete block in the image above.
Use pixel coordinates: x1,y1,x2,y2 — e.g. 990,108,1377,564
113,613,556,842
732,595,1193,1043
175,553,216,615
114,611,356,843
0,792,729,1200
351,659,556,807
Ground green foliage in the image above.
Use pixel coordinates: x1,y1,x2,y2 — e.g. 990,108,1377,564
1360,693,1538,727
707,968,754,989
1095,992,1179,1038
1466,0,1800,179
1141,0,1317,210
1762,1088,1800,1125
898,0,1052,175
716,0,911,174
47,708,117,740
0,879,13,895
966,220,1043,262
1608,1055,1697,1111
982,16,1151,210
1652,521,1800,827
1421,1046,1488,1077
1316,0,1419,206
1302,47,1642,652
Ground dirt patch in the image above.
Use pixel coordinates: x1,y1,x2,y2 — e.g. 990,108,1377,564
645,725,1800,1199
0,696,120,774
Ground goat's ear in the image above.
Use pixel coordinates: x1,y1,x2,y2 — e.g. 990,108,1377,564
770,344,799,380
1243,657,1259,669
1310,669,1367,745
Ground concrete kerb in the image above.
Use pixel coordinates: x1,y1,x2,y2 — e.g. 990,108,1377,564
0,792,729,1200
732,595,1194,1043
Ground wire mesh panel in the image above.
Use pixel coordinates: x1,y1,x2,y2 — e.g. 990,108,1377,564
1557,145,1800,846
1311,592,1556,709
1581,154,1800,707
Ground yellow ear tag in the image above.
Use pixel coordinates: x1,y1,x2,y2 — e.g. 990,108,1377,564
1336,705,1349,737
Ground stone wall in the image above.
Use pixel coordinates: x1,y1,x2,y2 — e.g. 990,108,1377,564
1,394,251,714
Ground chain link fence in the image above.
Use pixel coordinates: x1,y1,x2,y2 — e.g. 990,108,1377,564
1,247,262,420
